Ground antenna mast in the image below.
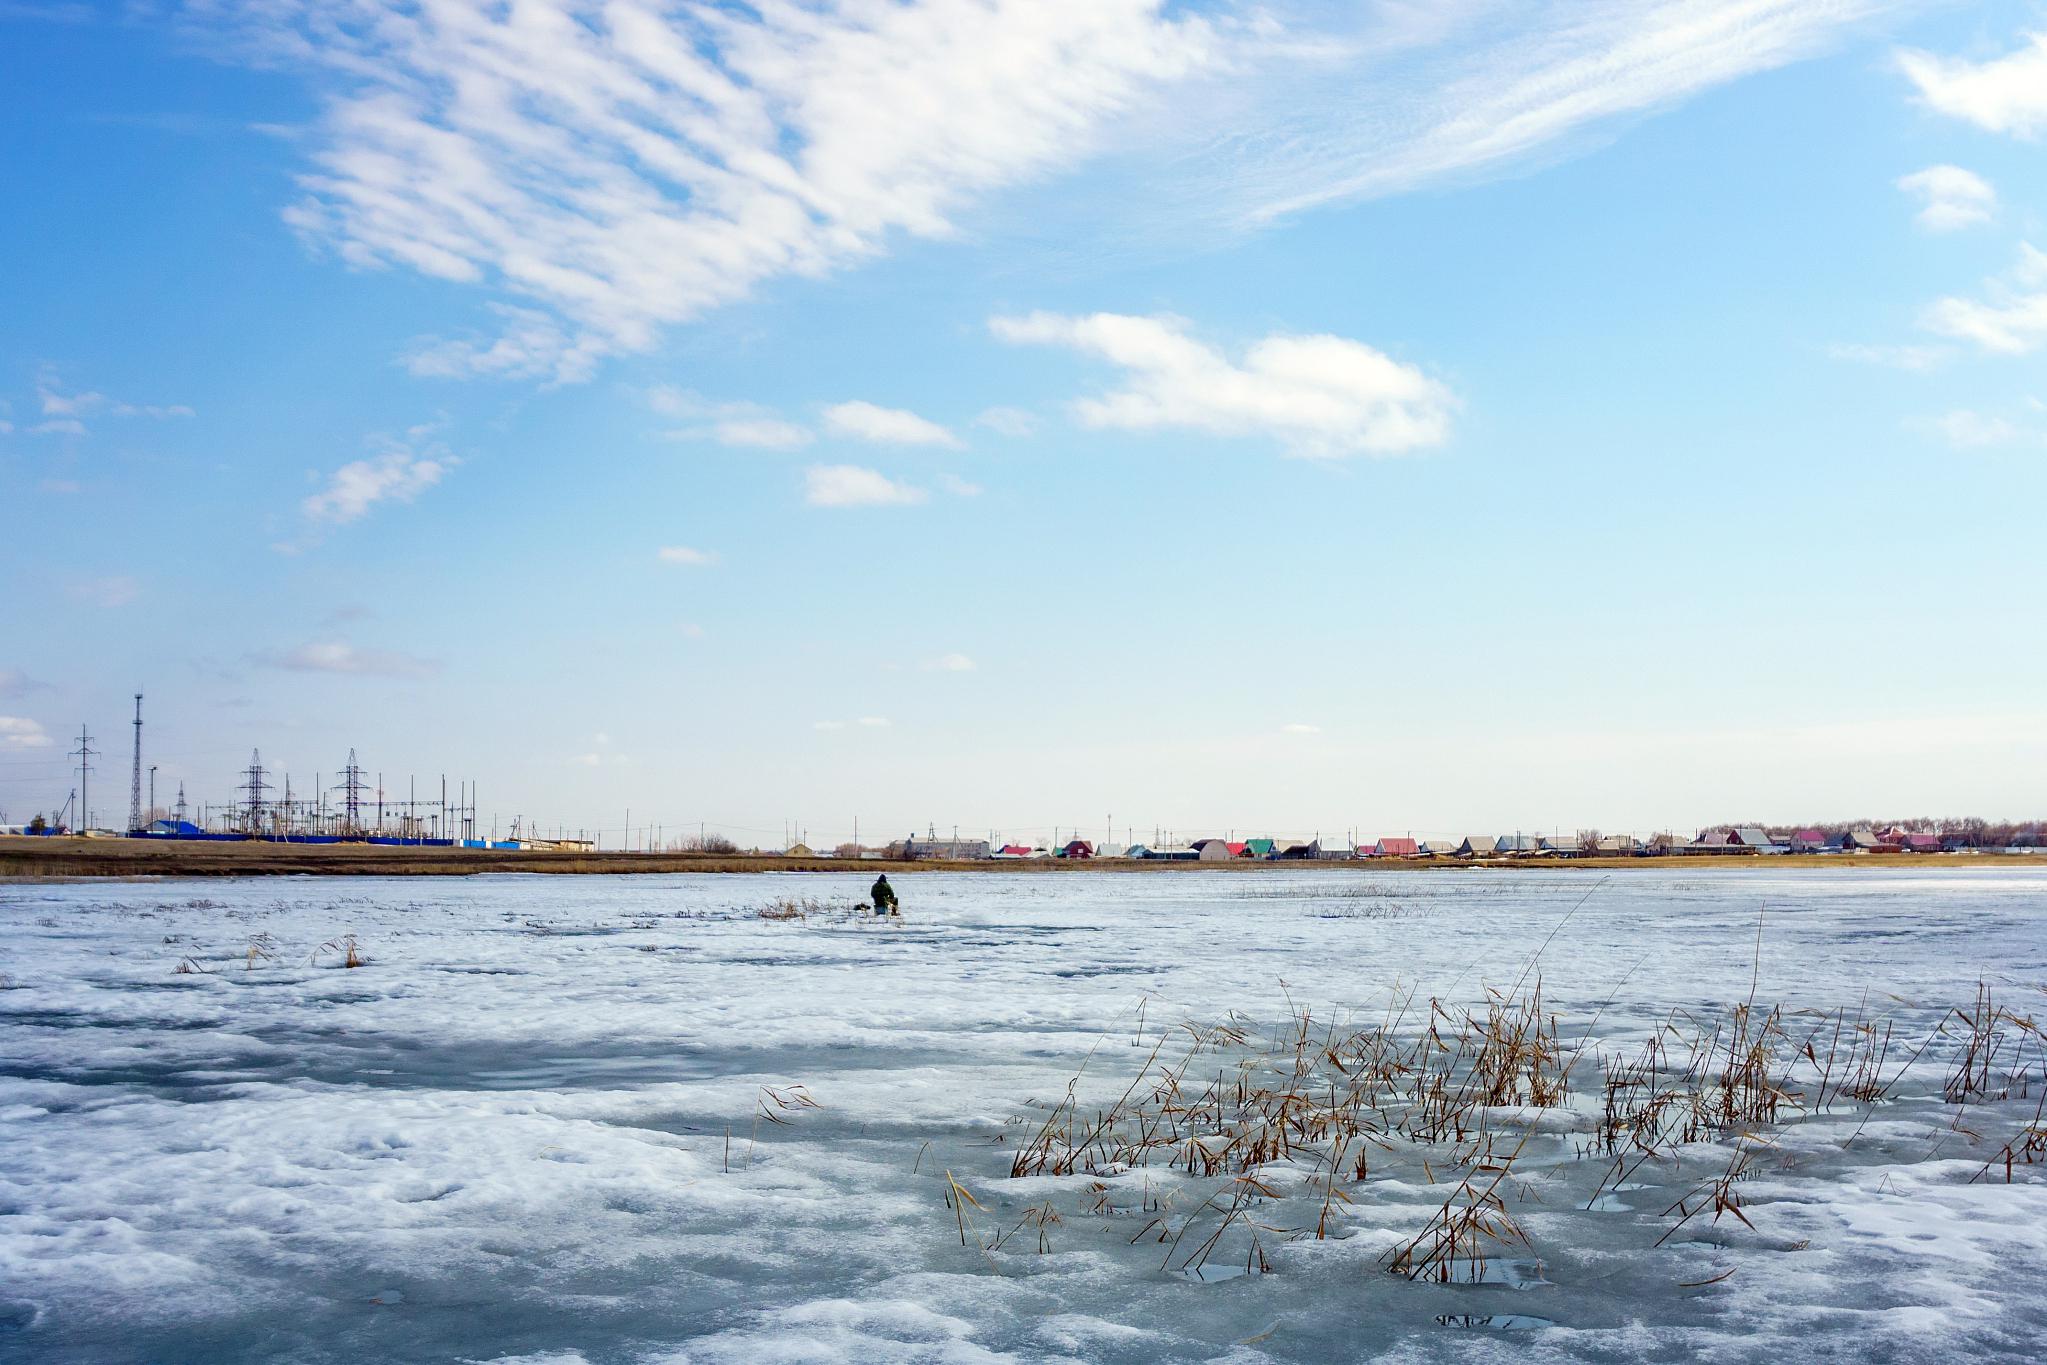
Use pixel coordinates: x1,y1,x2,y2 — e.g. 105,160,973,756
128,693,144,833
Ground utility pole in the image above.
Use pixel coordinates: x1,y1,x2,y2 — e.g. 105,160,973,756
339,750,369,836
148,765,157,825
70,725,98,831
128,693,144,833
240,750,271,835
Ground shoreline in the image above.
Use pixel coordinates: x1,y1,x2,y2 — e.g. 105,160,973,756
2,835,2035,881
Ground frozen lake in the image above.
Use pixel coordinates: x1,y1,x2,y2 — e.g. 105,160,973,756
4,866,2045,1363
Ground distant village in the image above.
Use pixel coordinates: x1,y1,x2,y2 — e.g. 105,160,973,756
818,821,2047,861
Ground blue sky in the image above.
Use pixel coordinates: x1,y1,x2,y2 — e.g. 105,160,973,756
3,1,2044,846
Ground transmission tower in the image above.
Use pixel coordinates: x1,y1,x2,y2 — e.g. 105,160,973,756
128,693,144,833
240,749,272,835
69,725,98,831
174,782,188,825
338,749,370,835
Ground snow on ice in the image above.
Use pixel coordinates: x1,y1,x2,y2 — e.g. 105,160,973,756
2,867,2044,1362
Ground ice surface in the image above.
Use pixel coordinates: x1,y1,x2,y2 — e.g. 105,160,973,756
2,867,2045,1362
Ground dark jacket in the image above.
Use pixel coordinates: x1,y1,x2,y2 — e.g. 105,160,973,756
871,876,897,908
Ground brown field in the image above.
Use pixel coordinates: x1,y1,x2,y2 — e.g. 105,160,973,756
0,835,2033,881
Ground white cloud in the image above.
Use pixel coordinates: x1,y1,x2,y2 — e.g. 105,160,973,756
649,387,813,449
712,417,815,449
0,716,53,749
404,305,602,383
37,368,102,417
1211,0,1895,229
991,311,1454,457
822,400,960,448
302,437,454,523
679,622,706,639
1932,410,2017,448
656,545,719,566
938,472,983,497
32,367,192,429
923,653,976,673
112,402,197,419
857,716,892,728
214,0,1212,382
1896,165,1994,232
1898,32,2047,137
1826,342,1950,372
1921,243,2047,355
0,669,49,700
975,406,1037,437
67,575,139,608
804,464,927,507
813,720,846,731
260,640,437,677
192,2,1886,382
1280,722,1322,735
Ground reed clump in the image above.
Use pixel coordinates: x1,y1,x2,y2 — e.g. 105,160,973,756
980,973,2047,1288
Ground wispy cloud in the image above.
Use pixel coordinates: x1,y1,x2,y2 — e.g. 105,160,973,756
1931,409,2018,448
804,463,926,507
1921,243,2047,355
1280,722,1322,735
975,406,1037,437
302,435,454,524
1898,31,2047,137
0,669,50,700
1202,0,1896,229
0,715,53,749
31,365,193,434
857,716,892,728
923,653,976,673
211,1,1211,382
188,1,1886,383
822,401,961,448
649,387,813,449
656,545,718,566
1896,165,1994,232
991,311,1454,457
257,640,438,677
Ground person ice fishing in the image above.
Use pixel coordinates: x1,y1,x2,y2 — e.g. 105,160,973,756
871,873,899,917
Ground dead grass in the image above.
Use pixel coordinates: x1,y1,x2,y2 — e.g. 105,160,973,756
982,966,2047,1290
